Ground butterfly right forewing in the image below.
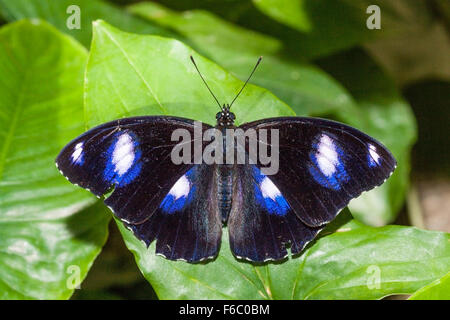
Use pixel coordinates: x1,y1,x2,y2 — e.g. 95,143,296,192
239,117,397,228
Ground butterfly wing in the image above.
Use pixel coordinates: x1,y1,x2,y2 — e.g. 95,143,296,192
238,117,397,228
57,116,222,262
126,164,222,262
56,116,211,224
228,165,322,262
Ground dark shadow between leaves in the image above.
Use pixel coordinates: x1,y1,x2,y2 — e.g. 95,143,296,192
65,200,111,246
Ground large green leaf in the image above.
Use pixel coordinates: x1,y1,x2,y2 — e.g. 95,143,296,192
128,2,358,117
0,19,109,299
317,49,417,225
85,20,294,128
409,272,450,300
0,0,175,47
85,21,449,300
117,209,450,299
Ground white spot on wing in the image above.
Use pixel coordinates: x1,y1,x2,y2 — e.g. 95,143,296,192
112,133,135,175
316,134,338,177
260,176,281,200
368,144,381,165
168,175,190,199
71,142,83,164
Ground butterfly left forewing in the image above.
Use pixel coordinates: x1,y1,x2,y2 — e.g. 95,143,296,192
56,116,210,224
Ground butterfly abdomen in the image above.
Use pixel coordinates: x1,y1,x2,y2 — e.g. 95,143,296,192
216,164,233,223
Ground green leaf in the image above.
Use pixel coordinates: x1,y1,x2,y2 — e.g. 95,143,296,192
252,0,313,32
251,0,433,58
117,209,450,299
0,202,110,299
317,49,417,226
128,2,358,117
0,0,174,48
409,272,450,300
0,19,109,299
85,20,294,129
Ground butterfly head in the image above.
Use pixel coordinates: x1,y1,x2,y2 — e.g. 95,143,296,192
216,104,235,127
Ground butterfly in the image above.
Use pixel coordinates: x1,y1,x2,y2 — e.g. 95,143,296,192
56,56,396,263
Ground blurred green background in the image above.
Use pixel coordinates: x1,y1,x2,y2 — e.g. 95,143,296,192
0,0,448,300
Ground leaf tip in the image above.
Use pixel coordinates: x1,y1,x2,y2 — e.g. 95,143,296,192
92,19,102,28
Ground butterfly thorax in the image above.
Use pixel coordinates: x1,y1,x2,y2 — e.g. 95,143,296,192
215,104,235,127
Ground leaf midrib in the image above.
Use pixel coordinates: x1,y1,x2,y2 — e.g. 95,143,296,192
0,64,30,182
218,254,269,299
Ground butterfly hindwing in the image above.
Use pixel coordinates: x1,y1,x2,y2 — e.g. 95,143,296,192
228,165,323,262
126,164,222,262
239,117,397,227
56,116,211,225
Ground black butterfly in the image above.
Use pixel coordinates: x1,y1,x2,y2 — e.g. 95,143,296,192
56,57,396,263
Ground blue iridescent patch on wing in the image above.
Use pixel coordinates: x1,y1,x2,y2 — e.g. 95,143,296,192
159,168,196,214
308,134,349,190
103,131,142,187
252,166,289,216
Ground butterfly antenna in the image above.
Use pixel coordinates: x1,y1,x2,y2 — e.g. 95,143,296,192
229,56,262,108
190,55,222,109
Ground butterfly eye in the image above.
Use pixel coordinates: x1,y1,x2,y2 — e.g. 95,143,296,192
216,112,222,120
229,113,236,120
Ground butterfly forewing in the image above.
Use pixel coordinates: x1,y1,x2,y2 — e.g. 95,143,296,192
56,116,211,225
239,117,397,228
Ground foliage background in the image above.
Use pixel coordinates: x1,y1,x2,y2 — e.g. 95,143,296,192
0,0,448,299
